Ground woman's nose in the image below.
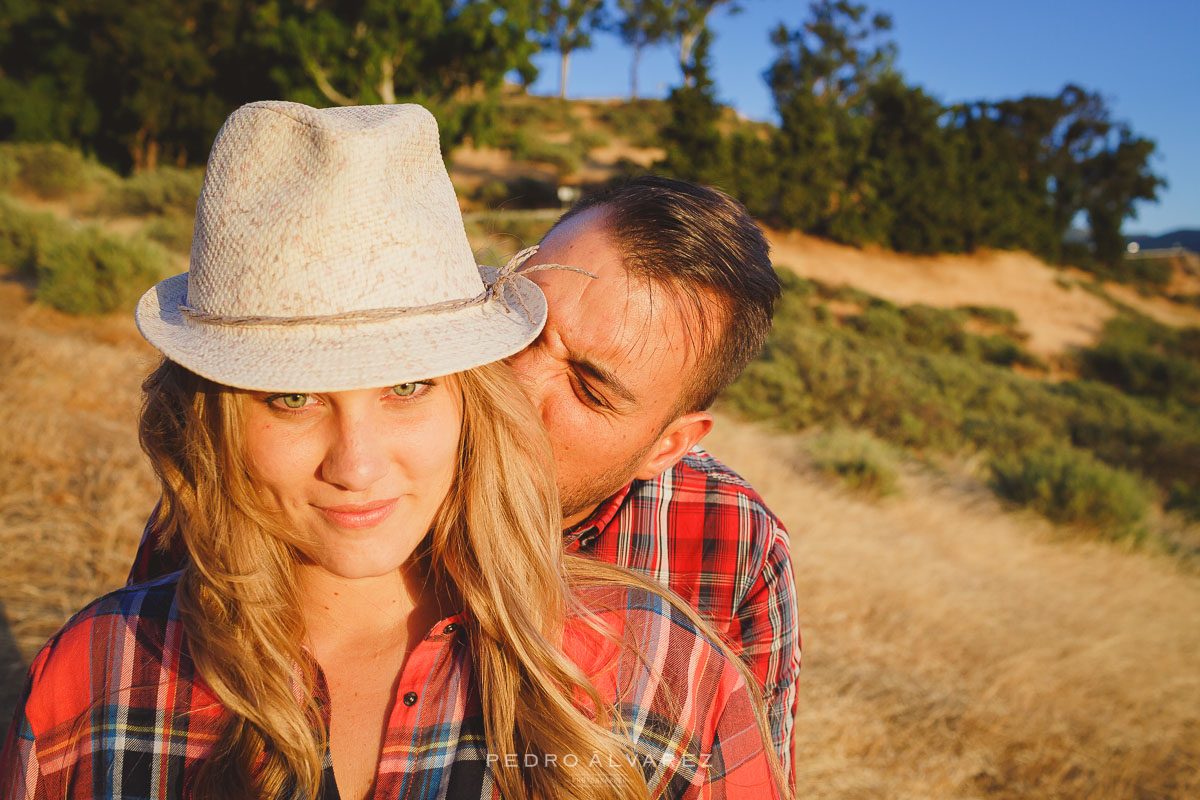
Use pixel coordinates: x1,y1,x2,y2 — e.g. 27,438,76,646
319,414,389,492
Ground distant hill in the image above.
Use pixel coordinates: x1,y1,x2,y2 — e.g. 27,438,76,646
1127,229,1200,252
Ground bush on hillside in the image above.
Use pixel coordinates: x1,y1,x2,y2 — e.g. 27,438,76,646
807,427,900,497
590,100,669,147
963,305,1020,328
0,143,90,199
1077,316,1200,409
0,195,66,275
35,227,167,314
142,213,194,253
721,270,1200,541
989,446,1150,536
99,167,203,217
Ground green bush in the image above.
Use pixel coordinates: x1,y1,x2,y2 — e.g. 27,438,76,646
850,305,905,340
807,427,900,496
35,228,168,314
471,179,511,209
0,142,89,199
989,446,1150,535
962,304,1020,328
142,213,194,253
100,167,203,216
0,194,67,275
590,100,669,147
721,273,1200,542
901,304,968,351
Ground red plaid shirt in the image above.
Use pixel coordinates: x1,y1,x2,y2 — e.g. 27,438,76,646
124,447,800,774
2,576,780,799
564,448,800,774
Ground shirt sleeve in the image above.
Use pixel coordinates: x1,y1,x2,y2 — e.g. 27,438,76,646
733,519,800,781
683,656,786,800
2,668,48,800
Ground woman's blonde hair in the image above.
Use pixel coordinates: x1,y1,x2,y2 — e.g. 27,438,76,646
138,358,784,800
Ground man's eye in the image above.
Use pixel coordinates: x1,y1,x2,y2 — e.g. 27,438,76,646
392,383,418,397
573,378,604,407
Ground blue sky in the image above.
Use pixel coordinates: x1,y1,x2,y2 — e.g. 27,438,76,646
526,0,1199,235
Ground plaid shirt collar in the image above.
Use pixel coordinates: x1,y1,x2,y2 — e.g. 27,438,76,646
563,481,635,551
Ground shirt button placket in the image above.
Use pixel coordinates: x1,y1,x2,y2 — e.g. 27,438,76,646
402,691,418,707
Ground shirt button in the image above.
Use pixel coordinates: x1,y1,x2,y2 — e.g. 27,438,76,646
402,692,418,707
443,623,458,634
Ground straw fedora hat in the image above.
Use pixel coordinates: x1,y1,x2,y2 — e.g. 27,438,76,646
135,101,548,393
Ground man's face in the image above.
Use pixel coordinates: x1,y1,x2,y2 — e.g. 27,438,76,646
507,207,713,527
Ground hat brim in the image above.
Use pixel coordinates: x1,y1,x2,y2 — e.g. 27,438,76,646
135,267,546,392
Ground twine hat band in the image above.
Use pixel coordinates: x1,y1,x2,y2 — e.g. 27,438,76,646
175,246,595,329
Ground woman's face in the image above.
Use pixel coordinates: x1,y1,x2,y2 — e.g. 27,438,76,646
242,376,462,580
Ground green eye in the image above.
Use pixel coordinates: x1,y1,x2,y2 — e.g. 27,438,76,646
281,393,307,409
392,383,418,397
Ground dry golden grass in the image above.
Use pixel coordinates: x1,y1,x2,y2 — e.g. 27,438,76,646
705,417,1200,799
2,270,1198,798
0,276,159,720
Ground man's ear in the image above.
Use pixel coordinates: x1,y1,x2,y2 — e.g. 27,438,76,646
634,411,714,481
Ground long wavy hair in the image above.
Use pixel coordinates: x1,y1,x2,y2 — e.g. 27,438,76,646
138,358,784,800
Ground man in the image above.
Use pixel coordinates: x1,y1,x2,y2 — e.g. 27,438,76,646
129,176,800,774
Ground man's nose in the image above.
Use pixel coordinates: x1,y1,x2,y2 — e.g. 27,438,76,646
319,414,389,492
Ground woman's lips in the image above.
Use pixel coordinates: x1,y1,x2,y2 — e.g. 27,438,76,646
315,498,398,529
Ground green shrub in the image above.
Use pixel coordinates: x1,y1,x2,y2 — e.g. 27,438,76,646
0,142,89,199
35,228,168,314
0,194,67,275
989,446,1150,535
575,127,611,151
722,273,1200,543
1077,316,1200,408
472,179,511,209
1166,481,1200,520
807,427,900,496
142,213,194,253
519,137,583,174
99,167,203,216
850,305,906,340
962,304,1020,328
901,304,968,351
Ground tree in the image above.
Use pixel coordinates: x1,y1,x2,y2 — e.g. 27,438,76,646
616,0,671,99
657,27,724,183
265,0,540,146
764,1,895,237
536,0,605,98
665,0,738,83
0,0,267,170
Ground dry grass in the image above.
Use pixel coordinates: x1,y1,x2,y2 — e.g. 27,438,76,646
705,416,1200,799
0,275,159,720
2,267,1198,798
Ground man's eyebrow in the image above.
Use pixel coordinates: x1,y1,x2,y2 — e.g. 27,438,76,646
570,356,638,406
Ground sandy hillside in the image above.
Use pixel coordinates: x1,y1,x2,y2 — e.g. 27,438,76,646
768,230,1200,358
703,416,1200,799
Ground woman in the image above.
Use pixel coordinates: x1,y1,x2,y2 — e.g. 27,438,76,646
1,102,784,800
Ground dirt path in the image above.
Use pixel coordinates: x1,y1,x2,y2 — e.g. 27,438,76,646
704,414,1200,799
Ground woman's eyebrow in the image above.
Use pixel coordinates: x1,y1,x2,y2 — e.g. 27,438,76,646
570,356,638,407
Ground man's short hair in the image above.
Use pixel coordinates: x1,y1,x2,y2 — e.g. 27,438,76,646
552,176,780,414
